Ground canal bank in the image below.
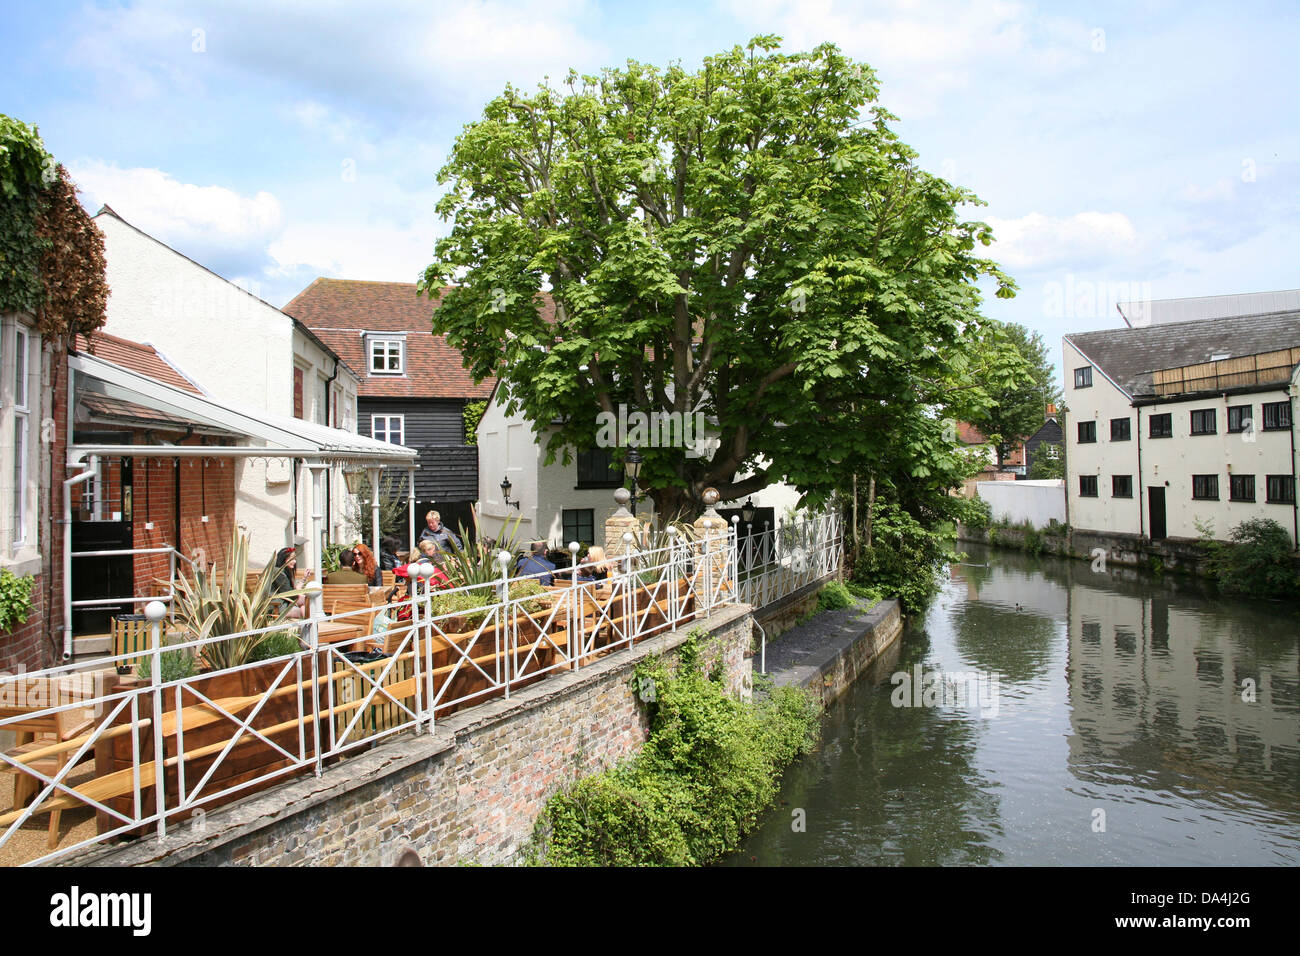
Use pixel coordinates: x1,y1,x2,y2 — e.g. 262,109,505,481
761,598,904,705
726,544,1300,866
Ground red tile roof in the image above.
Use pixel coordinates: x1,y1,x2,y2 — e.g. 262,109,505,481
283,279,499,400
75,332,204,394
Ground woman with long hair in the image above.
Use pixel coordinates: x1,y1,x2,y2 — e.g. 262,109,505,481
352,542,381,586
578,545,613,583
269,547,307,619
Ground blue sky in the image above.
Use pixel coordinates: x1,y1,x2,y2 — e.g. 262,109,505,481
3,1,1297,376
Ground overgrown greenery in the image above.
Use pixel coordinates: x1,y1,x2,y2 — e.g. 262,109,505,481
530,631,821,865
815,580,855,613
850,499,970,613
462,400,487,444
1027,443,1064,479
135,643,199,683
1202,517,1297,598
967,320,1061,468
0,115,107,339
0,568,36,633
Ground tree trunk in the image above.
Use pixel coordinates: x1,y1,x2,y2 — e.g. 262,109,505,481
864,474,876,549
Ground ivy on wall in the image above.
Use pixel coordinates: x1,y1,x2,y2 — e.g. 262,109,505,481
0,114,107,340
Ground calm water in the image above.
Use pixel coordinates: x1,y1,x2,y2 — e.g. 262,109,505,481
726,544,1300,866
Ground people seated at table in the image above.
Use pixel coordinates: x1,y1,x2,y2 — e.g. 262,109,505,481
269,547,308,619
379,536,403,571
326,548,369,584
577,545,613,583
418,510,461,552
515,541,556,586
351,542,382,586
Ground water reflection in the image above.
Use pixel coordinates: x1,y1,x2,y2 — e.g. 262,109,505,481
726,545,1300,866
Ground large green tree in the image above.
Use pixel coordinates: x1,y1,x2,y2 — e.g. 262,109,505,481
422,38,1021,517
969,320,1061,468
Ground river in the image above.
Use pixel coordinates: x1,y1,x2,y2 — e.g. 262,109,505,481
726,544,1300,866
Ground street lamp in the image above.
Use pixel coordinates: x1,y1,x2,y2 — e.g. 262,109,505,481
500,476,520,510
624,445,643,517
741,497,756,525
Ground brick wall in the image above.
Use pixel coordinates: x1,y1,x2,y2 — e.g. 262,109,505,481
131,453,236,597
70,605,755,867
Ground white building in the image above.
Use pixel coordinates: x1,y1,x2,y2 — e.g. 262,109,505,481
1063,309,1300,547
92,206,363,556
475,384,802,545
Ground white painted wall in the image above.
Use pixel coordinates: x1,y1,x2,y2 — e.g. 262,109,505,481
1064,339,1143,536
95,212,357,557
1064,337,1299,545
977,480,1066,528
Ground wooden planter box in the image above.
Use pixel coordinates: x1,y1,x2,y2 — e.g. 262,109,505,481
94,655,326,836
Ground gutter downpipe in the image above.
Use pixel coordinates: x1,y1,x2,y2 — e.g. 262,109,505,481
61,454,99,661
323,357,340,542
1137,407,1145,539
1290,382,1298,551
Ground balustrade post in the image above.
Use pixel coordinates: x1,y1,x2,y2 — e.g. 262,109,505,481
568,541,581,670
414,560,435,731
306,581,324,776
144,601,167,840
497,550,512,697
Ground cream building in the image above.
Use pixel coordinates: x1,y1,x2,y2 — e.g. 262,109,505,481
1064,309,1300,546
92,207,362,557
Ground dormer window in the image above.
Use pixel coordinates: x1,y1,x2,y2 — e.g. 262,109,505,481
368,336,404,375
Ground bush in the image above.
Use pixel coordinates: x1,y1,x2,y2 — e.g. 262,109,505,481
851,503,954,613
136,644,199,683
249,629,303,662
962,497,992,530
815,580,855,613
531,632,822,866
0,568,36,633
1204,518,1297,598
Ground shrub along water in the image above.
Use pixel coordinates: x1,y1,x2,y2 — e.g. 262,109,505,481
1203,518,1297,599
530,631,822,866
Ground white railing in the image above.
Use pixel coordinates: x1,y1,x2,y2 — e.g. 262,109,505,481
734,509,843,609
0,527,740,866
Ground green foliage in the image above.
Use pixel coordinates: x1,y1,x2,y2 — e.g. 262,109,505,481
462,400,487,445
0,568,36,633
171,527,310,670
852,501,955,613
844,580,881,606
967,321,1061,468
322,542,345,575
1203,518,1297,598
816,580,855,613
248,629,303,662
422,39,1016,518
532,632,822,866
343,473,408,543
963,496,992,530
0,115,53,315
136,643,199,683
1027,444,1064,479
0,116,107,338
1022,524,1043,556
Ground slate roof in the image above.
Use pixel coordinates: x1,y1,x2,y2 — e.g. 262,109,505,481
283,279,499,401
1065,309,1300,398
75,332,204,394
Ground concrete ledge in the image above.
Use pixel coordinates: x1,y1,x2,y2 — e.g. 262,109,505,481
762,598,903,706
62,604,753,867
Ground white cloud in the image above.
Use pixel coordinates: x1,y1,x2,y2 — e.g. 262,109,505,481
267,220,440,285
1180,178,1237,203
70,160,283,277
984,211,1139,270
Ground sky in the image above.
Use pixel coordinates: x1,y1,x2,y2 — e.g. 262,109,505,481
3,0,1297,378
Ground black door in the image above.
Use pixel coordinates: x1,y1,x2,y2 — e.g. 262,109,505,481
1148,486,1167,541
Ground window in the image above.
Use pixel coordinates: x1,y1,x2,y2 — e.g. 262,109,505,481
1149,413,1172,438
1112,475,1133,498
1074,366,1093,388
1190,409,1216,435
2,320,38,552
368,338,404,375
1079,475,1098,497
1262,401,1292,431
371,414,404,446
1110,417,1131,441
1227,404,1252,434
293,366,304,420
575,447,623,488
1077,421,1097,443
1230,474,1255,502
1192,474,1219,500
562,508,594,545
1266,475,1295,504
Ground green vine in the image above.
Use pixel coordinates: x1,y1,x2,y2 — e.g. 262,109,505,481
0,568,37,633
0,114,108,340
530,629,822,866
462,400,487,445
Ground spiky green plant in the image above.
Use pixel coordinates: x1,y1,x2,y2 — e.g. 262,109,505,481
440,512,529,589
171,528,312,670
